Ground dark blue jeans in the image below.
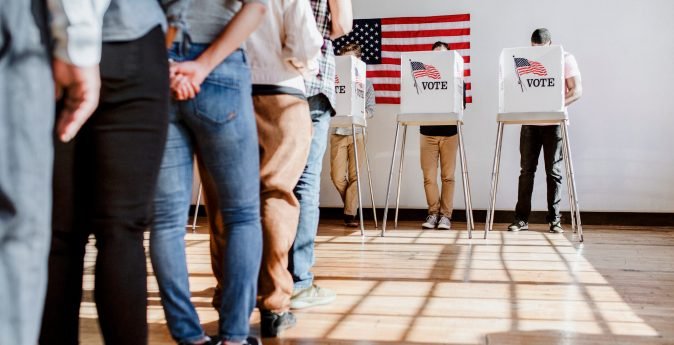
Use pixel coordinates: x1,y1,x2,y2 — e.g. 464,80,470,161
150,44,262,343
515,125,563,223
289,95,333,290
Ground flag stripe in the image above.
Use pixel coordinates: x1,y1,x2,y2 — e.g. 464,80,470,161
377,56,471,65
382,28,470,39
381,42,470,52
381,14,470,25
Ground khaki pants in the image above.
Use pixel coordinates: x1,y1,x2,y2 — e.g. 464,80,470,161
420,134,458,217
204,94,312,312
329,133,365,216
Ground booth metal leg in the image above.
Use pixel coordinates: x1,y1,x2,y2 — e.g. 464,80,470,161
394,125,408,230
561,123,577,233
382,123,401,236
485,122,505,239
352,125,365,237
561,122,584,242
191,183,203,233
363,128,378,229
457,123,474,239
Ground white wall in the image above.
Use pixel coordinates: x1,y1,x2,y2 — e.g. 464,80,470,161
319,0,674,213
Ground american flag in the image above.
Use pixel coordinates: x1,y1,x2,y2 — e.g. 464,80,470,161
410,61,441,79
334,14,471,104
514,57,548,76
335,75,340,84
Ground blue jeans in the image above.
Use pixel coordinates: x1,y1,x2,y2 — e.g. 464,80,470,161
150,45,262,343
289,95,333,290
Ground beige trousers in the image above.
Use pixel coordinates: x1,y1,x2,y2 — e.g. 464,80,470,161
203,94,312,313
329,133,365,216
420,134,459,217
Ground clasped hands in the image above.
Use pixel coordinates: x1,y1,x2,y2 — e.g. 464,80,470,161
169,60,209,101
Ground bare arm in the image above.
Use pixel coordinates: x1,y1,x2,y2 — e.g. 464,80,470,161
328,0,352,40
565,75,582,106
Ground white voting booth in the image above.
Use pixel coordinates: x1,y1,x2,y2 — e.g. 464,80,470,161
382,51,475,237
485,45,584,242
330,56,377,234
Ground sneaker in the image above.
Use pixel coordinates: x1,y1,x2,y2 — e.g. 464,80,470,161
344,214,359,227
179,336,212,345
549,220,564,233
507,220,528,232
422,214,439,229
260,310,296,338
208,336,260,345
437,216,451,230
290,284,336,310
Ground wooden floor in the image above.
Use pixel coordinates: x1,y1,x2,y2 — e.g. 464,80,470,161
78,220,674,345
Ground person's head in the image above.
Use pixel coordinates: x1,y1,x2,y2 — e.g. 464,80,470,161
339,43,363,59
531,28,552,46
432,41,450,51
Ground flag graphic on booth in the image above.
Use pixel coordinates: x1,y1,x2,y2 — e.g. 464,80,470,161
333,13,472,104
514,57,548,76
410,60,441,94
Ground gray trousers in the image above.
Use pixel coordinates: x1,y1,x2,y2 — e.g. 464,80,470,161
0,1,54,344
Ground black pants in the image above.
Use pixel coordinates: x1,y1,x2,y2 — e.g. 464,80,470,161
514,125,563,223
40,26,169,345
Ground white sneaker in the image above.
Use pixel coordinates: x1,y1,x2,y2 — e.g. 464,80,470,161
437,216,451,230
290,284,336,310
422,214,439,229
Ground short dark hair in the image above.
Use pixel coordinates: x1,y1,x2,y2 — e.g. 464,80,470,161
339,43,362,58
432,41,450,50
531,28,551,44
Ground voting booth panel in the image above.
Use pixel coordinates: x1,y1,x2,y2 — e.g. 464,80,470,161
499,45,565,119
400,51,464,116
334,56,367,119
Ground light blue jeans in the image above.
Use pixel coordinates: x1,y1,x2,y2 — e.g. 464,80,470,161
150,44,262,343
289,94,333,290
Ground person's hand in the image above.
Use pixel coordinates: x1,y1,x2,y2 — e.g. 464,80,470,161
53,58,101,142
169,60,209,101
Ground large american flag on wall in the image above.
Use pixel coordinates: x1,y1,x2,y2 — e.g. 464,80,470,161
334,14,472,104
335,14,473,104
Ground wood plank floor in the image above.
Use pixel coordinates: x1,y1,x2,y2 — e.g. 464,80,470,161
78,220,674,344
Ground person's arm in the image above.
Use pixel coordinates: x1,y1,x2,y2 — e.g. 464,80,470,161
328,0,352,40
565,75,582,106
160,0,192,48
284,0,323,77
365,80,376,118
171,1,267,100
48,0,110,142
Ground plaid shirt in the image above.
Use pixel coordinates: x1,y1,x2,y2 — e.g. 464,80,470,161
305,0,336,109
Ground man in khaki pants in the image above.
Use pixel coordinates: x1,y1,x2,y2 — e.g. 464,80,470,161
330,43,376,227
419,41,466,230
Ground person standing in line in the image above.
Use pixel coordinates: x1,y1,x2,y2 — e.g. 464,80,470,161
419,41,466,231
1,1,107,344
149,1,268,344
203,0,323,338
507,28,582,233
40,1,191,344
329,43,376,228
287,0,353,310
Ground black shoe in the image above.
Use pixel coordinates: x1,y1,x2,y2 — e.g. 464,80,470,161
344,214,359,227
179,336,214,345
549,220,564,233
507,220,528,232
260,310,296,338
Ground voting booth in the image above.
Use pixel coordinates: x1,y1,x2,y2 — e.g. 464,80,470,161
485,45,584,242
382,50,475,237
330,55,377,234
